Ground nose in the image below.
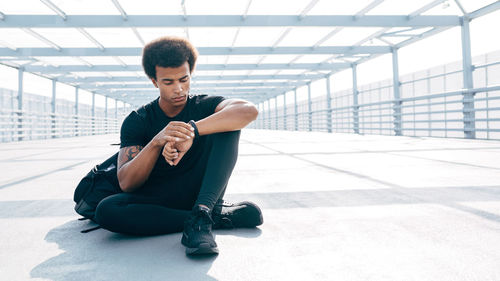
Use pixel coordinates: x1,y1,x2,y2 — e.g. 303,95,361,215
173,82,183,93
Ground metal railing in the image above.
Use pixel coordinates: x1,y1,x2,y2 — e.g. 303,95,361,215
0,109,120,142
255,84,500,139
254,50,500,140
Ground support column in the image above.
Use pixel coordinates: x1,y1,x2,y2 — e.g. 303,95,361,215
352,64,360,134
75,87,79,136
17,68,24,141
283,93,287,130
307,82,312,132
392,48,402,136
51,80,57,138
92,92,96,135
461,16,475,139
294,89,298,131
326,75,332,133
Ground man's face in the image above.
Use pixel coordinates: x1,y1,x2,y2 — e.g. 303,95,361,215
152,62,191,108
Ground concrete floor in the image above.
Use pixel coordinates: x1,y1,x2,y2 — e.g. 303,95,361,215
1,129,500,281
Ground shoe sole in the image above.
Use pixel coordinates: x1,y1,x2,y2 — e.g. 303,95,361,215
185,243,219,255
182,235,219,255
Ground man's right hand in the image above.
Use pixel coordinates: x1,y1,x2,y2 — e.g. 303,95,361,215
152,121,195,147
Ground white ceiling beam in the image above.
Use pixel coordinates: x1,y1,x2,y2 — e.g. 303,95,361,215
40,0,67,20
132,28,145,46
22,28,61,51
77,28,105,50
409,0,447,18
242,0,252,20
354,0,384,20
299,0,320,20
0,15,461,28
453,0,468,16
0,46,392,57
111,0,128,20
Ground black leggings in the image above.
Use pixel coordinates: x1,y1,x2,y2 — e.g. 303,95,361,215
94,131,240,236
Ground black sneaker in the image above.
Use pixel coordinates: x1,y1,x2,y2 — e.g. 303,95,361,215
181,205,219,255
212,200,263,229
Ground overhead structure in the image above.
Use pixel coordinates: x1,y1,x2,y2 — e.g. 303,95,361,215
0,0,499,107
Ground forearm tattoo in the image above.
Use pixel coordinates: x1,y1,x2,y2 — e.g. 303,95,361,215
118,145,143,169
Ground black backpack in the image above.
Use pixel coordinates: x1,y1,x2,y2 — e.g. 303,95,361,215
74,152,122,229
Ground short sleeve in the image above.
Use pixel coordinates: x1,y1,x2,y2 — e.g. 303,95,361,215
120,111,147,148
194,95,225,119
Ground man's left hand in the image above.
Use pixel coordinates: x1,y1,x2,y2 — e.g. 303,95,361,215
162,136,193,166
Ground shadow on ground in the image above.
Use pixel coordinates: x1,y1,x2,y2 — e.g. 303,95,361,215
31,219,261,281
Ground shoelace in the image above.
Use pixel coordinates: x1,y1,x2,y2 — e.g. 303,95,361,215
215,200,234,208
192,210,215,231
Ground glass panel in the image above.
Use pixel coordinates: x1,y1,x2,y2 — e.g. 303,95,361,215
136,28,187,44
294,55,336,64
117,0,184,15
32,56,84,65
366,0,433,15
51,0,119,15
260,55,300,64
0,29,48,47
247,0,312,15
276,27,336,47
82,56,123,65
226,55,261,64
308,0,376,15
459,0,496,14
320,27,382,46
0,0,52,14
84,28,143,48
188,27,239,47
233,27,287,46
31,28,96,48
198,55,229,65
186,0,249,15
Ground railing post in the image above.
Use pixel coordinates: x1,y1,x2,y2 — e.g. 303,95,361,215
283,93,287,130
259,101,266,129
392,48,402,136
461,16,476,139
326,74,332,133
267,100,271,129
294,89,298,131
75,87,79,136
352,64,360,134
51,80,56,138
274,97,278,130
114,99,118,133
307,82,312,132
105,97,108,134
17,68,24,141
91,92,96,135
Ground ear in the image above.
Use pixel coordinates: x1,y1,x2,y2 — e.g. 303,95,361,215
151,78,158,88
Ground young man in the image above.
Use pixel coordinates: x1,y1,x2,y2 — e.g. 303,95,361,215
94,36,263,255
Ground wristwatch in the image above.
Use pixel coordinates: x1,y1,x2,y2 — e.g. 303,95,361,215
188,120,200,138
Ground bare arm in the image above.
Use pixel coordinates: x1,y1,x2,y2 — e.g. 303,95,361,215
195,99,259,136
117,121,194,192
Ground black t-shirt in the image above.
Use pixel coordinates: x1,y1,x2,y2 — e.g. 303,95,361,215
120,94,225,192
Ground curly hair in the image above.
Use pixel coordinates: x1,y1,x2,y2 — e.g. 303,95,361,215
142,36,198,79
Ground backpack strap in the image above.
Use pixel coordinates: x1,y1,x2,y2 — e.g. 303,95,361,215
81,226,102,233
77,217,102,233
